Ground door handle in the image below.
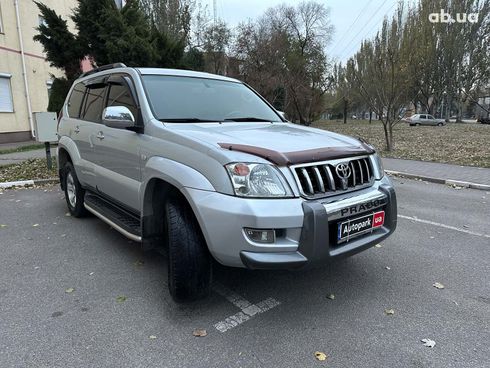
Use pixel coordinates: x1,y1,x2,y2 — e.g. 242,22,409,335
74,126,80,134
96,131,105,140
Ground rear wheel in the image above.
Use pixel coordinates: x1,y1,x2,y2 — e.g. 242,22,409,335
437,122,443,126
415,123,420,126
165,198,212,302
63,162,87,217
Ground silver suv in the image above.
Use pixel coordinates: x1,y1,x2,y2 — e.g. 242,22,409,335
58,64,397,302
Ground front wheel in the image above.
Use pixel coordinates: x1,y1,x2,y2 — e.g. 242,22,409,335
63,162,87,217
165,198,212,302
437,122,443,126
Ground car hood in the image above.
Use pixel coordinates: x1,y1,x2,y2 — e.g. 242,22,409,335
167,122,373,165
168,122,362,151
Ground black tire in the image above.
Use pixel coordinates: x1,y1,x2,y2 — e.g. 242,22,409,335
415,123,420,126
165,198,212,302
63,162,87,217
437,122,443,126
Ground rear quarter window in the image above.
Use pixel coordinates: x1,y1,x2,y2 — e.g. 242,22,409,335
67,83,85,118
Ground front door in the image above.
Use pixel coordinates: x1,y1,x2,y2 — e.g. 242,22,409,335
93,75,142,212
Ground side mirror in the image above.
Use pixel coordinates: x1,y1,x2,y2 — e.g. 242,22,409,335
102,106,135,129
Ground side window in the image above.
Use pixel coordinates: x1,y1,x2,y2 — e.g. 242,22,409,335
427,115,434,120
67,83,85,118
106,78,138,120
81,84,107,123
420,114,426,119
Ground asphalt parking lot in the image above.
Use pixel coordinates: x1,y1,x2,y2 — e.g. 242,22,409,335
0,177,489,368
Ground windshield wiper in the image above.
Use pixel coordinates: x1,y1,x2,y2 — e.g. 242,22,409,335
158,118,221,123
223,117,272,122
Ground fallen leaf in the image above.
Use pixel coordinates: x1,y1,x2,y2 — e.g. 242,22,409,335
65,212,71,217
116,295,127,303
89,272,94,276
433,282,445,289
385,266,391,270
384,308,395,315
326,294,335,300
149,335,157,340
374,244,382,248
430,236,435,239
193,329,207,337
0,224,7,228
314,352,327,361
65,287,75,294
463,225,469,229
32,224,39,227
421,338,436,348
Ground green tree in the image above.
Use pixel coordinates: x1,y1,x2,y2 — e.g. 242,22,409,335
33,2,83,80
34,0,187,111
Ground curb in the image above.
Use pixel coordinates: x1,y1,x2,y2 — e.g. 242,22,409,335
385,170,490,191
0,178,59,189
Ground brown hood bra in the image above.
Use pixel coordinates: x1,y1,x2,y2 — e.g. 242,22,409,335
218,142,375,166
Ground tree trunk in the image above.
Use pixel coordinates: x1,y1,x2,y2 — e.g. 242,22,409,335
382,121,393,151
343,98,347,124
369,110,372,124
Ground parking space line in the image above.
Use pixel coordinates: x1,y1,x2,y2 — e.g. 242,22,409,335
213,283,280,333
398,214,490,238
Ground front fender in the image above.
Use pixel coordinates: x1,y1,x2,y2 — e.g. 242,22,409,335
140,156,215,205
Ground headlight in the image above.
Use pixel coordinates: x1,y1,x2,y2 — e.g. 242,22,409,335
372,153,384,179
225,163,293,198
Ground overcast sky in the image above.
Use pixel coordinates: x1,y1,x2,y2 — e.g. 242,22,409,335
201,0,399,63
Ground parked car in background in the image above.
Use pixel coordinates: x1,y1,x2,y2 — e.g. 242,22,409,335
406,114,446,126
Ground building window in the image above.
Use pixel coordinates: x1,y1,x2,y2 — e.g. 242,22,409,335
0,74,14,112
0,4,4,33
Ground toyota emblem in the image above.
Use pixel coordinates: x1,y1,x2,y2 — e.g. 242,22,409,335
335,163,351,189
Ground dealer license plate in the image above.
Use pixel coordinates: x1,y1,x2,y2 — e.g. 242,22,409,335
338,211,385,241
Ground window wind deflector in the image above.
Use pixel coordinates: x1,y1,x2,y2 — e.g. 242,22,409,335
158,118,222,123
223,117,272,122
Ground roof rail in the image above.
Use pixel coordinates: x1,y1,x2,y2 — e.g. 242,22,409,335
80,63,127,78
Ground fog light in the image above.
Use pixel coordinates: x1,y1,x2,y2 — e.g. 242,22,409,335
244,228,275,243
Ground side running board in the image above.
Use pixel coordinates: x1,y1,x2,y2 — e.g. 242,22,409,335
84,193,142,242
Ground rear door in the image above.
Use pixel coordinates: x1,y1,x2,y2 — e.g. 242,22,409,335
65,82,97,189
76,77,108,189
93,74,142,212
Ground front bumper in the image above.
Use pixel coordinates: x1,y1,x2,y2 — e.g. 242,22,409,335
186,176,397,269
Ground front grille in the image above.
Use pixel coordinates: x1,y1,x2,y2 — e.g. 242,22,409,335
293,156,374,198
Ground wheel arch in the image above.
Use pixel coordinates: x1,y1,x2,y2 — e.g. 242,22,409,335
140,175,213,253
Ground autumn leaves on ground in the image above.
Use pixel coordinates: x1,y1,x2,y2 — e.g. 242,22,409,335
314,120,490,168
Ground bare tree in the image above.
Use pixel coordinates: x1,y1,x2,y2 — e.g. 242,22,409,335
347,8,413,151
231,1,334,124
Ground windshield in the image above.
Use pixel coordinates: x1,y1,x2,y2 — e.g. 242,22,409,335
142,75,282,122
